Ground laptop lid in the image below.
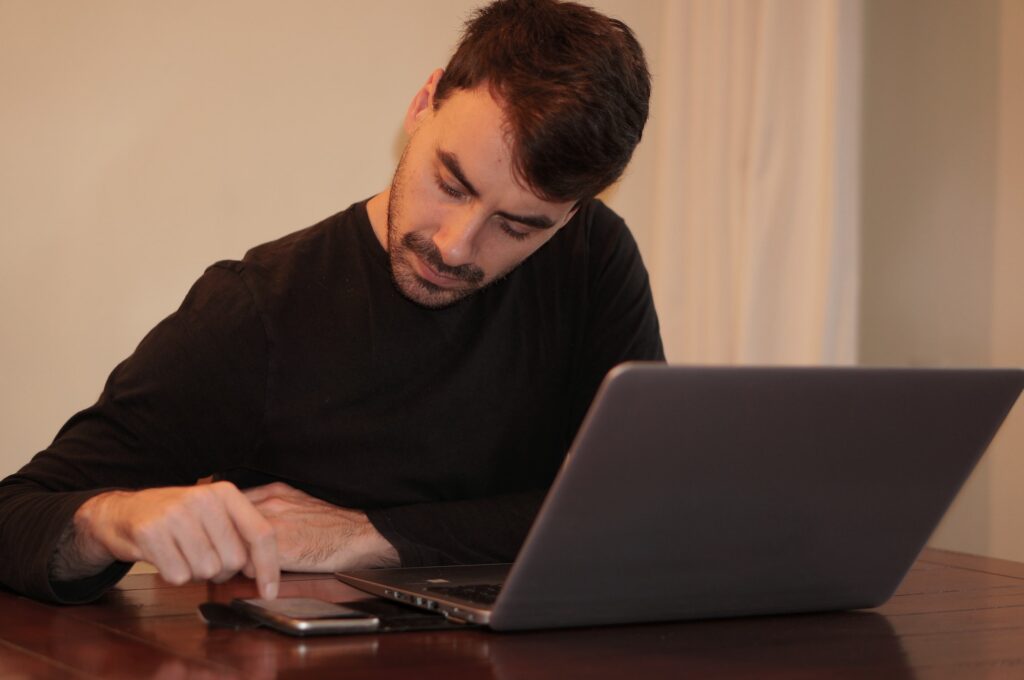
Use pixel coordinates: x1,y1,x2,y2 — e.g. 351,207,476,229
341,364,1024,631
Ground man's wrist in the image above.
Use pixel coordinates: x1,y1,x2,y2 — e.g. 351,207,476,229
357,517,400,569
327,509,399,571
49,493,119,582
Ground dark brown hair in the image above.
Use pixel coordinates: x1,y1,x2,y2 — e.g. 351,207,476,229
434,0,651,202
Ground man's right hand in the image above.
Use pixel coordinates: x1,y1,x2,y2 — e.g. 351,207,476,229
64,482,279,599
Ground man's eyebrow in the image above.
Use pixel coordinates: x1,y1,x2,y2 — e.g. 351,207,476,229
438,150,479,198
437,149,557,229
495,209,556,229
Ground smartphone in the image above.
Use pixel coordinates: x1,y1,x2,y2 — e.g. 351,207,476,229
230,597,380,636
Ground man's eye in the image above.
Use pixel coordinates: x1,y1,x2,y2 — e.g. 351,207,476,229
436,177,465,199
498,220,529,241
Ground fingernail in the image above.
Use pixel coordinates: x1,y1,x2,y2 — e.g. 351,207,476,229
265,581,278,600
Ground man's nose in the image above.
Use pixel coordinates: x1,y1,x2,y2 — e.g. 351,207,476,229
432,211,482,266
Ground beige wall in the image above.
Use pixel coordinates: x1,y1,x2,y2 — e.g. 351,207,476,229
986,0,1024,562
963,0,1024,561
859,0,1024,560
0,1,663,475
3,0,1021,561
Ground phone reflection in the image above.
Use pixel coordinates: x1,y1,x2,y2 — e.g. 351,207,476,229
197,626,486,680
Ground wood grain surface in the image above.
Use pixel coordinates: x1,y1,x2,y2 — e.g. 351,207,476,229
1,548,1023,679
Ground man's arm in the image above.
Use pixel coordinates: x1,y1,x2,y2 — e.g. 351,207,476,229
0,264,271,602
242,482,399,571
365,491,547,566
49,503,114,582
50,484,280,598
41,480,401,601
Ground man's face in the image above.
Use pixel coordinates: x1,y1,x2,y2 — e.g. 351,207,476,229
384,81,578,309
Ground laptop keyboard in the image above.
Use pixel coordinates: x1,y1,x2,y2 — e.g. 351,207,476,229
425,583,503,605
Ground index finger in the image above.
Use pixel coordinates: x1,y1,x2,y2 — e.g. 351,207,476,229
216,485,280,599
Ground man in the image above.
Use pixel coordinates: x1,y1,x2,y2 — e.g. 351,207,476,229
0,0,662,604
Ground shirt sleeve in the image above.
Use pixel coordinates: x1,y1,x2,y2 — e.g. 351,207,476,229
366,204,664,568
0,264,268,603
366,491,546,566
566,202,665,438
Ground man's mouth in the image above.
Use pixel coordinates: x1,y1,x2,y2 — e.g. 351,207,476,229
409,253,468,289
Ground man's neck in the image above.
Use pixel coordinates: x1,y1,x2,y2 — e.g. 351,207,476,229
366,191,390,251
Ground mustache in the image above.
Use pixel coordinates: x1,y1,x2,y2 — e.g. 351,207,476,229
402,233,485,285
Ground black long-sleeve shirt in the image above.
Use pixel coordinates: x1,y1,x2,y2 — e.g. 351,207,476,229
0,199,663,603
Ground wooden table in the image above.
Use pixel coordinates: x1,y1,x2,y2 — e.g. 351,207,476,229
2,547,1024,678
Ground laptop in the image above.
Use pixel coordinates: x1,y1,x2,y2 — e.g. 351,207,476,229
337,363,1024,631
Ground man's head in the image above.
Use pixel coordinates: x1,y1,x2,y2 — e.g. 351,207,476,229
377,0,651,308
435,0,651,203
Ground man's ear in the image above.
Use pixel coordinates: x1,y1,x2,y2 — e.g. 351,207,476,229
561,204,581,228
403,68,445,136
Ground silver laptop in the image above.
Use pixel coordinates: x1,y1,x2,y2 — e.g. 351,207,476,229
337,363,1024,631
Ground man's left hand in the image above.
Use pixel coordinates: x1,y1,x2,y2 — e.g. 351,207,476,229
242,482,399,573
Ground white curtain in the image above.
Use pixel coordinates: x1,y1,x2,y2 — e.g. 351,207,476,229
647,0,861,365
